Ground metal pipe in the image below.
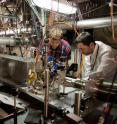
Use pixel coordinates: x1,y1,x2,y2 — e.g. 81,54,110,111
14,94,17,124
0,28,32,36
44,69,49,118
44,39,49,68
77,16,117,29
0,37,20,45
74,49,78,63
0,14,18,19
74,92,81,116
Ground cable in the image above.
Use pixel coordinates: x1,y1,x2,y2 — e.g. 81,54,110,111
110,0,115,41
81,3,108,16
106,66,117,102
57,0,59,13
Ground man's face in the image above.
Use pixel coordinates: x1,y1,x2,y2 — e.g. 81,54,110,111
49,37,60,49
77,42,93,55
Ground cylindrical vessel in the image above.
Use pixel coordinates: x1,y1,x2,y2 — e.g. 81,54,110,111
74,92,81,116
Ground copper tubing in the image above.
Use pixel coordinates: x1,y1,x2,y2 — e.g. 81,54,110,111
110,0,115,41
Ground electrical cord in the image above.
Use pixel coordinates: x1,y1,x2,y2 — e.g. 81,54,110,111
104,66,117,115
81,3,108,16
110,0,115,41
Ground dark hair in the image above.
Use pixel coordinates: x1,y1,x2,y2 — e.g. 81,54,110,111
75,32,94,46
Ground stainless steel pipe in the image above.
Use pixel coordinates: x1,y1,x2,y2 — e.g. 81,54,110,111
77,16,117,29
0,37,20,45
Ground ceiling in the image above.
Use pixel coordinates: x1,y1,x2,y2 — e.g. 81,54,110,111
0,0,117,48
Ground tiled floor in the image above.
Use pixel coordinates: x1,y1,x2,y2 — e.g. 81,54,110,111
4,112,27,124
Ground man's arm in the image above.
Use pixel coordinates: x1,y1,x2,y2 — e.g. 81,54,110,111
89,50,117,82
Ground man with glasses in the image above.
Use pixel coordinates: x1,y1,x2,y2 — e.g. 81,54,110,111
74,32,117,83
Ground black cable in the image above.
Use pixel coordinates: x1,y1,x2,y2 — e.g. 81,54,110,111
106,66,117,102
103,66,117,117
112,116,117,124
19,46,23,57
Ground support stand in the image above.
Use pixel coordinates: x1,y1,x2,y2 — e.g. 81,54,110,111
12,88,19,124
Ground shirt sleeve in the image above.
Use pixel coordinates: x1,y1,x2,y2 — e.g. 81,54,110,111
89,50,117,82
65,46,71,60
